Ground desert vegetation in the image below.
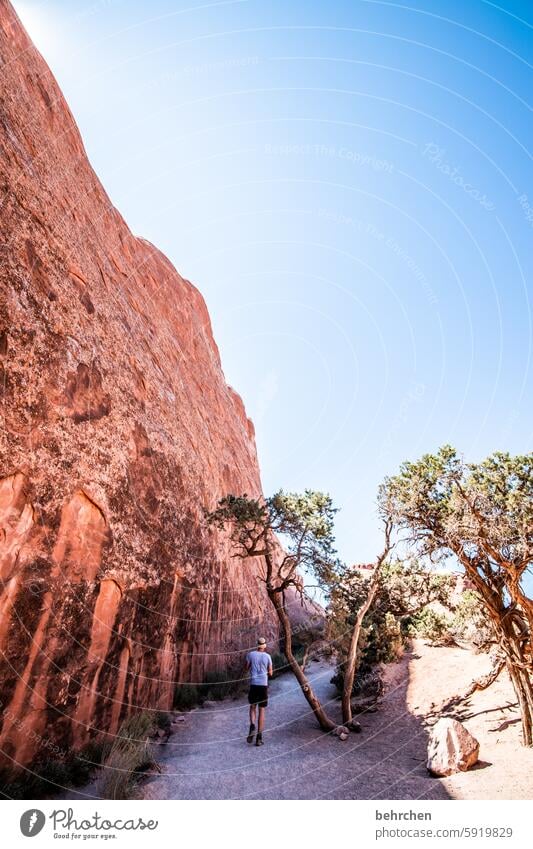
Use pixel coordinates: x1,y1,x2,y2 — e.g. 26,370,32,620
0,741,104,800
6,445,529,800
379,447,532,746
209,445,532,745
96,712,159,800
208,491,341,731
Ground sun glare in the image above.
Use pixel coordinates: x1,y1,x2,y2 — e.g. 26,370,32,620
13,1,59,54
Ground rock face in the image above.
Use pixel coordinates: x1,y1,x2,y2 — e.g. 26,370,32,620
427,718,480,776
285,588,325,643
0,0,278,770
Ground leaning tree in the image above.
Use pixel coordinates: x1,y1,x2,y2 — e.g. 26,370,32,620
379,446,533,746
330,552,457,726
208,490,339,731
335,521,392,727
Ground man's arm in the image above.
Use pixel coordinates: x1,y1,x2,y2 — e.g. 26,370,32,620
268,656,273,678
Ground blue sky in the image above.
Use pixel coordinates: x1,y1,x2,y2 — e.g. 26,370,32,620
14,0,532,565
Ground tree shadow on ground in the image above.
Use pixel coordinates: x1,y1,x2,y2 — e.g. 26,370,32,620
330,651,451,800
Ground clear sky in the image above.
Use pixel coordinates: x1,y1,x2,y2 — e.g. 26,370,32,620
13,0,532,566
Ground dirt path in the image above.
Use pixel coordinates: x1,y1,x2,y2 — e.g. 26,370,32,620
139,651,449,801
68,640,530,800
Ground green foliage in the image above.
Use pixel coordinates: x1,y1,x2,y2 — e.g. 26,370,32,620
97,712,157,800
201,671,239,701
270,490,342,587
154,711,172,734
378,560,454,614
173,683,200,710
0,761,73,799
407,608,453,644
173,671,247,708
378,445,461,561
207,493,268,534
68,741,105,785
270,651,287,676
207,489,342,591
360,612,404,667
330,664,384,700
379,446,532,585
378,446,532,664
0,741,105,799
270,643,306,677
466,452,532,558
450,589,493,649
329,559,456,695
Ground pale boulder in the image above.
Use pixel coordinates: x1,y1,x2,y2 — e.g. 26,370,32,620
427,718,480,776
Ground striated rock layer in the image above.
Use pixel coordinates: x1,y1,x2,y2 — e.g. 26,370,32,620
0,0,277,770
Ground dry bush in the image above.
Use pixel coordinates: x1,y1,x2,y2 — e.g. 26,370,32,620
96,712,158,799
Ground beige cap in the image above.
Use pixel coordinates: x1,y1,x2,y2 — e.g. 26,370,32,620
257,637,267,646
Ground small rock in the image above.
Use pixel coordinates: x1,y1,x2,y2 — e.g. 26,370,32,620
339,733,348,741
427,718,479,776
333,725,351,738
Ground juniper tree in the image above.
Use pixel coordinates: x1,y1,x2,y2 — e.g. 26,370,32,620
335,521,392,727
379,446,533,746
208,490,340,731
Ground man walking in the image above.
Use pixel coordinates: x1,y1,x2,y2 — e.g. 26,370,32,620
246,637,273,746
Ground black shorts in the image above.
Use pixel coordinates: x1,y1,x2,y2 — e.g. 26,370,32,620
248,685,268,708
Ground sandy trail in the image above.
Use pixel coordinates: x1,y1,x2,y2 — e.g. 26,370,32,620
68,640,530,800
140,649,447,801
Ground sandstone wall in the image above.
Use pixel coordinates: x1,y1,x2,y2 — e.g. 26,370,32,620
0,0,277,769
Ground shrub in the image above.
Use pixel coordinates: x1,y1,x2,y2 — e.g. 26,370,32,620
173,668,248,708
0,762,71,799
173,683,200,710
450,590,493,650
331,665,384,700
153,711,172,735
0,740,105,799
96,712,158,800
33,758,74,790
201,671,235,701
271,645,306,677
329,559,457,697
408,607,453,644
271,651,288,676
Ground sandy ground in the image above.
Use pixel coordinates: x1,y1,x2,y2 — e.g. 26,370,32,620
406,640,532,800
67,640,531,801
138,652,448,801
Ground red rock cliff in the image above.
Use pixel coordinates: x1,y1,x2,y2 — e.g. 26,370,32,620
0,0,277,769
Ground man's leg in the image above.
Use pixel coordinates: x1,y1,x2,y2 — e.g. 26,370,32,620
255,706,265,745
247,703,256,744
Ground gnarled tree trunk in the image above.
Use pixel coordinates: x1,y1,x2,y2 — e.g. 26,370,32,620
459,555,533,747
341,570,380,727
268,587,336,732
342,523,391,727
498,617,533,747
